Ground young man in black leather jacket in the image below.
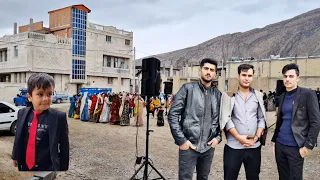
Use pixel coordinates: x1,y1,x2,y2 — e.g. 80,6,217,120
168,58,222,180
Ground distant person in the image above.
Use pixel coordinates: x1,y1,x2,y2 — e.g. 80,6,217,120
271,63,320,180
316,88,320,109
12,73,69,171
168,58,222,180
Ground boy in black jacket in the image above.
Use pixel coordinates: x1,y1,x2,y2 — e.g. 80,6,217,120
12,73,69,171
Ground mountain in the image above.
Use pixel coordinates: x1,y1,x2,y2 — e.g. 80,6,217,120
135,8,320,68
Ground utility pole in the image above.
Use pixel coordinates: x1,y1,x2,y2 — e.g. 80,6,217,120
218,40,226,92
132,47,136,93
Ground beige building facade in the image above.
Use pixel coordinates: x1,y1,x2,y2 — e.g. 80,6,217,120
0,4,134,102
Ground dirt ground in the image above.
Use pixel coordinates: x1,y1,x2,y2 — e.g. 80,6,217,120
0,104,319,180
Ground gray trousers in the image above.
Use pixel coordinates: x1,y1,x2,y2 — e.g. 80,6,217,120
179,148,214,180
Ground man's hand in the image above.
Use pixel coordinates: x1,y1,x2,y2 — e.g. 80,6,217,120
13,160,17,167
272,142,275,155
236,135,250,146
207,138,219,148
179,140,196,150
245,138,256,147
299,147,309,158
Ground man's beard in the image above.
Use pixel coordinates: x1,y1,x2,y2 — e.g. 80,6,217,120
201,76,212,83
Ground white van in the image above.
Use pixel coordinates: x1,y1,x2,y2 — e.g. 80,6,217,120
0,101,19,135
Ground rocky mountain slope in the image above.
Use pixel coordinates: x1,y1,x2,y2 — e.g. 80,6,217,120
136,8,320,68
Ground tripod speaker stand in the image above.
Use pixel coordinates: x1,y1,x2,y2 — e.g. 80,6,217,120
130,57,166,180
129,97,166,180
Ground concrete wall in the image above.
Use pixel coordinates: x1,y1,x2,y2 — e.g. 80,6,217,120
28,34,72,74
53,74,72,93
0,32,71,74
0,83,26,103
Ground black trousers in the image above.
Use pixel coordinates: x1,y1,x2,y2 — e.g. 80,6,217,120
223,145,261,180
275,142,304,180
179,148,214,180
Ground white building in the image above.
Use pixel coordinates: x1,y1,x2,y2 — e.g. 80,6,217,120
0,4,134,102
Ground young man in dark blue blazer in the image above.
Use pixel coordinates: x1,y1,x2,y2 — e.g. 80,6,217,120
271,63,320,180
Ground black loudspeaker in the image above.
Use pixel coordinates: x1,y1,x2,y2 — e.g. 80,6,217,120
141,57,161,96
276,80,286,96
164,81,173,94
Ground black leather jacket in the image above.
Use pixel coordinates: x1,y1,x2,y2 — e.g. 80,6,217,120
271,87,320,149
168,82,222,151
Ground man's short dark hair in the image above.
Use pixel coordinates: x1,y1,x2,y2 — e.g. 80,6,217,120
282,63,300,76
200,58,218,69
238,64,255,74
27,73,55,95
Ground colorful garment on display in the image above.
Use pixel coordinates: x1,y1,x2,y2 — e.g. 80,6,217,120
99,94,110,123
92,93,103,123
68,96,76,118
135,97,144,126
120,98,130,126
80,92,90,121
74,96,82,119
109,94,121,125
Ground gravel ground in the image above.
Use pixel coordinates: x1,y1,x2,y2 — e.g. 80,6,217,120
0,104,319,180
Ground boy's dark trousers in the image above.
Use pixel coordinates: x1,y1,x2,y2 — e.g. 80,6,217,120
179,148,214,180
223,145,261,180
275,142,304,180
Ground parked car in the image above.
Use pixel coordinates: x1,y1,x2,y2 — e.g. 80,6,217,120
13,88,68,105
52,91,69,104
0,101,19,135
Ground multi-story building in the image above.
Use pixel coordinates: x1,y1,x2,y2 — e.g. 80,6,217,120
0,4,133,102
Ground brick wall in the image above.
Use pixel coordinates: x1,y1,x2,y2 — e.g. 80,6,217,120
19,21,44,33
49,7,72,29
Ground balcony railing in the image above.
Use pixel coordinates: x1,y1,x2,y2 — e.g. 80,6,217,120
102,67,130,74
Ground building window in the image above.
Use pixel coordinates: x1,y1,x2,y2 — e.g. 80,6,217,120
106,35,112,42
72,8,87,57
114,57,118,68
125,39,130,45
108,77,113,84
103,55,111,67
72,59,86,80
0,74,10,82
0,49,8,62
121,79,124,85
119,58,125,69
14,46,18,57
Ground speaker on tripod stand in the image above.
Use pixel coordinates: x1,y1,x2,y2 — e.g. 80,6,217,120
163,81,173,116
130,57,166,180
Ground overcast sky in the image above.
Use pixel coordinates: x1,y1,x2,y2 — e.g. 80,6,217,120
1,0,320,58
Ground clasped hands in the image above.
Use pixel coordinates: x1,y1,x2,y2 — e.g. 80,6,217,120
236,135,258,147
